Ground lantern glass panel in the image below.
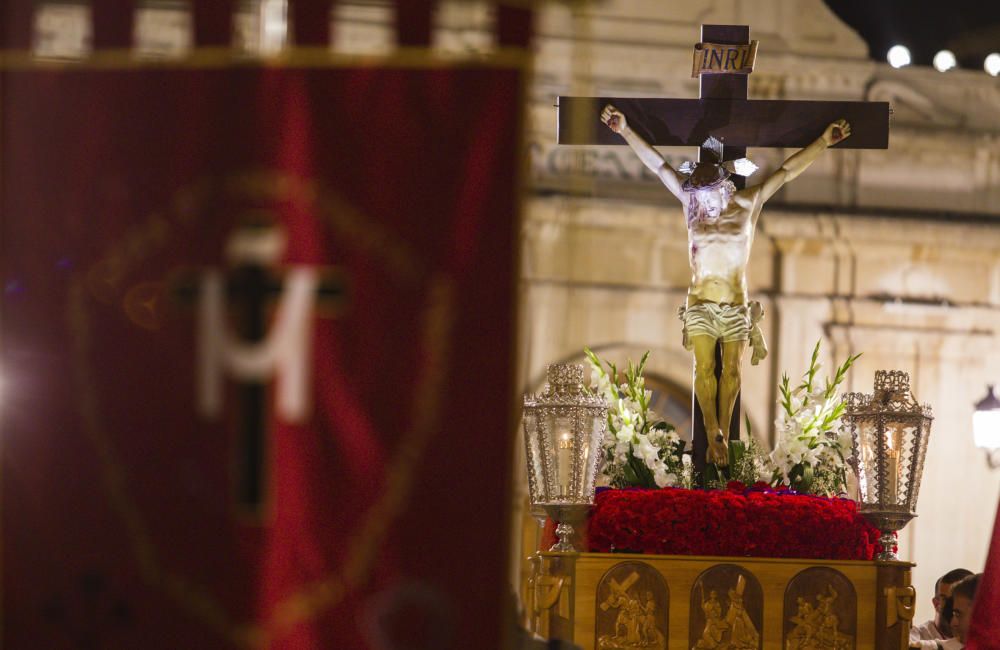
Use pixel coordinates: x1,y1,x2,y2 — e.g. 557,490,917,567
577,411,605,497
541,412,576,499
884,419,912,507
855,415,878,503
522,409,543,503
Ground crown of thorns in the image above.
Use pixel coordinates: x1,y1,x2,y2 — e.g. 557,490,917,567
678,136,759,190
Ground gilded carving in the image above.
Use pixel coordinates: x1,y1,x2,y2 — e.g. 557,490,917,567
596,562,668,649
527,555,572,638
689,565,763,650
784,568,857,649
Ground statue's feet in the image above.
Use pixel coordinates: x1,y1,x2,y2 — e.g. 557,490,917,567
707,432,729,467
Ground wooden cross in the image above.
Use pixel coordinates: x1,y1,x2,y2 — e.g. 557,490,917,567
599,571,640,611
175,237,345,513
556,25,889,472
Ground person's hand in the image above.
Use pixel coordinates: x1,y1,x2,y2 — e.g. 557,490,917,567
822,119,852,146
601,104,627,134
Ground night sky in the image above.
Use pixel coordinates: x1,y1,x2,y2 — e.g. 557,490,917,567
825,0,1000,70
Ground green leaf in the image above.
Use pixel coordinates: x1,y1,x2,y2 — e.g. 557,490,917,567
622,462,639,485
804,340,822,393
638,350,650,377
779,374,794,415
729,440,747,467
627,455,655,489
584,347,603,373
800,463,815,493
704,463,721,487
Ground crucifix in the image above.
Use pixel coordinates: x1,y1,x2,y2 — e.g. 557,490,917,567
175,221,346,512
557,25,889,473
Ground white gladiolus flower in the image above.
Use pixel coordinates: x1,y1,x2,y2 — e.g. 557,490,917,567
653,467,677,488
634,433,660,464
619,400,636,425
625,399,643,418
789,438,811,463
614,440,630,463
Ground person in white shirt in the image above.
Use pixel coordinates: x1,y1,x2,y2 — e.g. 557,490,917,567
910,568,973,649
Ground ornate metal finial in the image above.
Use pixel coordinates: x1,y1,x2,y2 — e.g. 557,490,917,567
546,363,584,387
701,135,725,163
874,369,910,394
532,363,605,408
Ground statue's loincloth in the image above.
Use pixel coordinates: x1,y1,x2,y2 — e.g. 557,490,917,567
678,300,768,365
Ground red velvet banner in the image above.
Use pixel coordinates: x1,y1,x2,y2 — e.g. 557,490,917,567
967,498,1000,648
1,58,524,649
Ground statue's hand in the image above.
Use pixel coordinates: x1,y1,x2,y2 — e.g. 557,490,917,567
601,104,627,134
822,119,852,146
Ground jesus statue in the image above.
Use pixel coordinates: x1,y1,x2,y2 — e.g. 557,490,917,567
601,104,851,467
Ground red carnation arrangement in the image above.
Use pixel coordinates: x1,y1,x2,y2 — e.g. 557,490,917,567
586,483,882,560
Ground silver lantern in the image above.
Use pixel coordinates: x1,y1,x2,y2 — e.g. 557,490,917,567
523,363,608,552
844,370,933,561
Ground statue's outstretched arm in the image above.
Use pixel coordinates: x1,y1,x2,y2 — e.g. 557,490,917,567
601,104,686,201
758,119,851,202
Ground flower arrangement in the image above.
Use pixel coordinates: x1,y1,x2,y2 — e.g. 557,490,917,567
769,342,861,496
579,341,858,497
584,348,692,489
587,484,882,560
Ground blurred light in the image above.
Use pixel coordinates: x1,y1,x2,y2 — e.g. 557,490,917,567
985,53,1000,77
259,0,288,55
134,2,192,60
887,45,911,68
976,409,1000,449
933,50,957,72
32,3,91,60
975,385,1000,469
885,45,911,68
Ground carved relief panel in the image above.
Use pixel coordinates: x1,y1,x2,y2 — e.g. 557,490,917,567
595,561,668,650
689,564,764,650
783,567,857,649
